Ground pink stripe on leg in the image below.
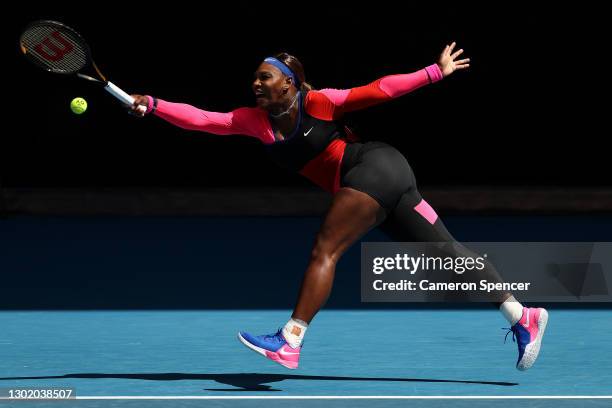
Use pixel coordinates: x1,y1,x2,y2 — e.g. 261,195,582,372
414,199,438,225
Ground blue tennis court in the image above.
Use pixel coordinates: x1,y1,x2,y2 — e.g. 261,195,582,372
1,215,611,407
1,309,611,396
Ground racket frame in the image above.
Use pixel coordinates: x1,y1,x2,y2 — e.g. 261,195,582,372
20,20,146,112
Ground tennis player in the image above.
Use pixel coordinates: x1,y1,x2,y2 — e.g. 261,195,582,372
129,42,547,371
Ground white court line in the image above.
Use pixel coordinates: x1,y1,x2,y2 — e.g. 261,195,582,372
2,395,612,400
75,395,612,400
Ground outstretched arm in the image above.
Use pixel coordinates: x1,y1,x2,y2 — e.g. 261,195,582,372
306,42,470,120
128,95,271,142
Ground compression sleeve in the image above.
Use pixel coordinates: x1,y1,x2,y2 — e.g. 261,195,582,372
305,64,443,120
152,98,273,143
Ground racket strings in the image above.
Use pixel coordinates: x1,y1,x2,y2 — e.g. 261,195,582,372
20,24,87,73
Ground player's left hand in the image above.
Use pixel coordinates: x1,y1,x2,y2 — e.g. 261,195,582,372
437,42,470,77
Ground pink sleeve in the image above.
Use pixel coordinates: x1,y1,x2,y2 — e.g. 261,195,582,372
312,64,444,114
378,64,444,98
153,99,273,143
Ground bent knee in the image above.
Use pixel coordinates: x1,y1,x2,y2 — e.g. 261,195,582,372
310,240,339,266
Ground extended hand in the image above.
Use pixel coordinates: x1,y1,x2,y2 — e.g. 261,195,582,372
128,94,150,117
437,42,470,77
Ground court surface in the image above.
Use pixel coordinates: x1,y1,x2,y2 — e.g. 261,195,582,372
0,309,611,407
1,215,611,407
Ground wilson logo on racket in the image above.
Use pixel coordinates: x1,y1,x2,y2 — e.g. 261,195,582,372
20,20,147,114
33,31,74,62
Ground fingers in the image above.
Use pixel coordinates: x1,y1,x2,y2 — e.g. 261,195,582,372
132,101,145,111
441,42,471,74
127,107,144,117
451,48,464,59
454,58,470,70
456,56,470,70
131,95,146,106
127,94,148,117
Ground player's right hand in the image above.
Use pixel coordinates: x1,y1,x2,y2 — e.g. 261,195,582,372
128,94,149,117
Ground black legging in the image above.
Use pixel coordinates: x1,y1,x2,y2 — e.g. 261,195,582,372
342,141,509,304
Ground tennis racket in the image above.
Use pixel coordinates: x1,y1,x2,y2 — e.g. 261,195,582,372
19,20,146,114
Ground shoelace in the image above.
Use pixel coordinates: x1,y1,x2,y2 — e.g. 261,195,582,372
262,328,284,342
503,326,518,344
262,329,303,348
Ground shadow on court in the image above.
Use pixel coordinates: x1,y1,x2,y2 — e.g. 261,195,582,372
0,373,517,391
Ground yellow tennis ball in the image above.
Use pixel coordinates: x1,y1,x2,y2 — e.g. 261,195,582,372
70,97,87,114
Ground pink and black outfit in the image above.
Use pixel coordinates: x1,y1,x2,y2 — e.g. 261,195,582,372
146,61,547,372
146,63,453,241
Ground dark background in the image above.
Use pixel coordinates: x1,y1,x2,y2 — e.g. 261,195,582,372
2,4,611,310
4,215,612,309
4,3,607,189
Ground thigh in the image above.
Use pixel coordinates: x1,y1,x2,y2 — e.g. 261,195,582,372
341,142,415,213
315,187,386,260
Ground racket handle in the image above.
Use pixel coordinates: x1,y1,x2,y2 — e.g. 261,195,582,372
104,81,134,104
104,81,147,114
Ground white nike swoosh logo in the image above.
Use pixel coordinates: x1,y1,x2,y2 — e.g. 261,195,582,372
278,348,300,356
304,127,314,136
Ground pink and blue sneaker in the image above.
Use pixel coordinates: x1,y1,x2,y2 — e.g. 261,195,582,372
238,329,301,369
505,307,549,371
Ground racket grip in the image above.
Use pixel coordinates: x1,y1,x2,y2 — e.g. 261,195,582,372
104,81,147,114
104,81,134,105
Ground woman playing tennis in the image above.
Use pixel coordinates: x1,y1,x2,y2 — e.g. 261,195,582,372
129,42,548,371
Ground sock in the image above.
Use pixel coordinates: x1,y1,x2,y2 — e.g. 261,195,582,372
500,296,524,325
282,318,308,348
